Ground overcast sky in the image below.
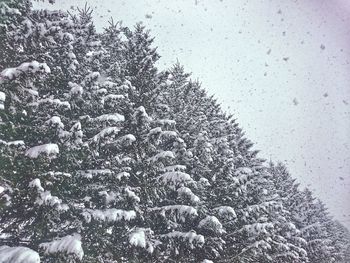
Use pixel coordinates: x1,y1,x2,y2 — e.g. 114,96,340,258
34,0,350,228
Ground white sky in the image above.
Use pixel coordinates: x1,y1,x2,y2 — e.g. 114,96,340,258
34,0,350,228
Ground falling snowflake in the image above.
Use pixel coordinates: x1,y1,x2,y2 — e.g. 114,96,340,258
293,98,298,105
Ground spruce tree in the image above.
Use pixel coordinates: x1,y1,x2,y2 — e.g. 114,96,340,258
1,1,349,262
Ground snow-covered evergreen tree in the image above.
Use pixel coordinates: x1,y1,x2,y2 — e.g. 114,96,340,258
0,1,349,262
269,162,350,263
163,64,310,262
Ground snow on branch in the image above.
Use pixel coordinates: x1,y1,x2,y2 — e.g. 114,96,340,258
157,171,194,187
161,231,205,249
28,178,44,192
25,143,59,159
82,208,136,223
198,216,225,234
177,187,200,204
155,119,176,127
45,116,64,129
129,228,154,253
241,239,272,253
241,222,274,236
39,234,84,260
99,191,117,204
160,130,178,140
0,2,22,16
92,127,121,143
0,246,40,263
0,91,5,110
116,171,130,180
116,134,136,145
148,151,175,163
77,169,113,179
134,106,149,119
151,205,198,222
0,61,50,83
125,188,140,203
34,98,71,110
162,165,187,172
0,139,25,148
91,113,125,124
28,178,69,211
102,94,126,104
213,206,237,220
68,82,84,96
